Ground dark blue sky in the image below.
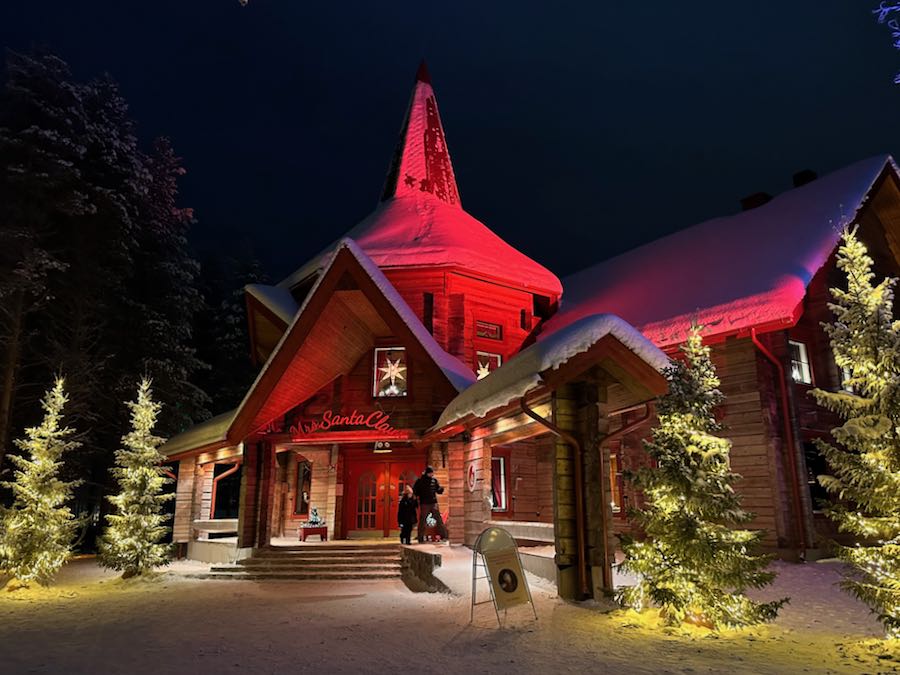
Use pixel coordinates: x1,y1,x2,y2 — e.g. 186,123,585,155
2,1,898,280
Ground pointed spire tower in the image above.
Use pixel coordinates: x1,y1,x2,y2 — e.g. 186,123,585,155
381,61,461,206
280,63,562,301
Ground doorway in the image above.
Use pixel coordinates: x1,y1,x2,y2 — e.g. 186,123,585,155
344,456,422,538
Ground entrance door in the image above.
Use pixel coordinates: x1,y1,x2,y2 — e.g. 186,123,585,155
346,459,422,538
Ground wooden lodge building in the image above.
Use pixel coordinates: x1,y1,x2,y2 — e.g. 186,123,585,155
162,63,900,600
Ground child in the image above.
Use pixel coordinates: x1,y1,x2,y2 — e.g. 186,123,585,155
397,485,418,545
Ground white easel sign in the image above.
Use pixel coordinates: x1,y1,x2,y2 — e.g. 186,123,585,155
471,526,537,626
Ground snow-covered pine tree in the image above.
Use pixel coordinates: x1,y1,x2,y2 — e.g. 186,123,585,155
99,379,173,578
0,378,81,586
129,137,210,438
617,325,787,628
811,227,900,638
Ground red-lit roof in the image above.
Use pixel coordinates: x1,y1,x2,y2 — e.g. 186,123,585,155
542,155,896,348
279,65,562,297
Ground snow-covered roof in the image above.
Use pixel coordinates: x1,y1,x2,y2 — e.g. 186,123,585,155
278,66,562,297
233,237,476,437
161,409,236,458
542,155,895,348
436,314,669,428
245,284,298,325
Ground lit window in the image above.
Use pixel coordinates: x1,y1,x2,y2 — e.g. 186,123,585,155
840,365,853,393
788,340,812,384
491,456,507,511
476,320,502,340
294,459,312,516
374,347,408,397
476,351,502,380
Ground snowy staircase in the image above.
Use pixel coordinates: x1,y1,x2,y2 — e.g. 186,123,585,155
200,543,403,581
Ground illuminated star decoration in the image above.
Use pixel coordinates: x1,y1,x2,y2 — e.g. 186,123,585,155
379,357,406,389
477,361,491,380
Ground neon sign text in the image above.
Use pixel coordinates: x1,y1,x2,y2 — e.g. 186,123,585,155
289,409,401,437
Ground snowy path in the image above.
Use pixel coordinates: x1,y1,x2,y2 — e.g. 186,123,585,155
0,554,895,674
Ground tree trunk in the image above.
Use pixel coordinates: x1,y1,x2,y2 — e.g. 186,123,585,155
0,289,25,471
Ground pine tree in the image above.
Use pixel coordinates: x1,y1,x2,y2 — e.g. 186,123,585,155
0,378,81,586
617,325,787,628
99,379,173,578
127,138,210,437
811,228,900,638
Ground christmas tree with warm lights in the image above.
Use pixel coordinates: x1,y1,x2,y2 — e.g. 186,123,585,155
99,379,173,577
0,378,81,586
617,325,786,628
811,228,900,638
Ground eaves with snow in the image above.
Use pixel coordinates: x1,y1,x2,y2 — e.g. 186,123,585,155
435,314,670,429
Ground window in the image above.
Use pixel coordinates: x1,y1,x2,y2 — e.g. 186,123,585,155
520,309,529,331
840,365,854,393
804,441,828,512
294,459,312,516
490,456,507,512
476,351,502,380
423,292,434,334
788,340,812,384
475,320,502,340
374,347,408,397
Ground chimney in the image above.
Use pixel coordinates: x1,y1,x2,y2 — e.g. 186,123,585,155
740,191,772,211
792,169,817,188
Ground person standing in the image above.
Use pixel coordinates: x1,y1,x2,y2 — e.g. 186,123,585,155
397,485,418,545
413,466,448,543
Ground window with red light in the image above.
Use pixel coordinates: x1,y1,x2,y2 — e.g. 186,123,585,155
374,347,408,397
476,351,502,380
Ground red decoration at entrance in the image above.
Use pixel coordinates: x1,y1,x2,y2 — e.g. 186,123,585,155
289,409,403,438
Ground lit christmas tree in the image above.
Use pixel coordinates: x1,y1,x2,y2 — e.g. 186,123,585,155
99,379,173,577
0,378,81,586
617,325,787,628
811,228,900,638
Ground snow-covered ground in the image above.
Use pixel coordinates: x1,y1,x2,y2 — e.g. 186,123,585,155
1,550,897,674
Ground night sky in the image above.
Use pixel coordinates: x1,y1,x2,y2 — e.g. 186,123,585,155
2,1,898,282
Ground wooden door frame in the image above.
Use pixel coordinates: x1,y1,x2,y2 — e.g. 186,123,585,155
341,444,427,538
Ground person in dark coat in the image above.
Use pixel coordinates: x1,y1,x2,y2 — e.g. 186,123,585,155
413,466,448,543
397,485,418,545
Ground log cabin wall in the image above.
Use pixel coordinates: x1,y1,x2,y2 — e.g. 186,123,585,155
383,268,544,372
173,457,197,543
490,436,555,524
607,336,802,554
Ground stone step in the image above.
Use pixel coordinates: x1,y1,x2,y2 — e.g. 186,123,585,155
254,548,400,558
239,556,401,566
261,544,401,553
212,563,401,573
193,570,402,581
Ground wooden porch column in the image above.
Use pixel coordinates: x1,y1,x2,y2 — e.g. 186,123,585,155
256,441,277,548
237,442,260,549
551,384,582,600
446,440,465,544
580,382,613,598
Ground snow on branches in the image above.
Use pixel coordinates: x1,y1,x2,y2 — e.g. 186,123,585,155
0,378,82,587
811,228,900,639
617,325,787,629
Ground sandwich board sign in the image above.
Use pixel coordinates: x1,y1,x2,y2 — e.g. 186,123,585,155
471,526,537,626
